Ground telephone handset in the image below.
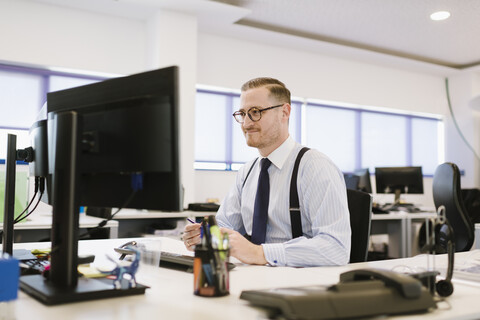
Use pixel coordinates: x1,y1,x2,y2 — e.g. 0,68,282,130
339,268,422,299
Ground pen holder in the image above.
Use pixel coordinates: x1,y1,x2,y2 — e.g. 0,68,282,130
193,248,230,297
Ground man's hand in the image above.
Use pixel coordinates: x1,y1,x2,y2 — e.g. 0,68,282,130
220,227,267,265
182,223,201,251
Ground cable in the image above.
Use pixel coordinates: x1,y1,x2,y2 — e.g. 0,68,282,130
12,177,40,224
12,190,38,224
0,177,41,239
445,78,480,162
15,177,45,224
14,193,43,224
79,173,143,239
78,189,138,240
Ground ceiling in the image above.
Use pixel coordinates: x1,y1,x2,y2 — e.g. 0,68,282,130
210,0,480,70
28,0,480,73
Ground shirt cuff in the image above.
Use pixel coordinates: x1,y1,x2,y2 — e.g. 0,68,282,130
262,243,286,266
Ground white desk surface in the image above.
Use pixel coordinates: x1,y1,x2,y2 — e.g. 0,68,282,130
2,211,118,230
111,209,203,219
11,238,480,320
371,211,437,220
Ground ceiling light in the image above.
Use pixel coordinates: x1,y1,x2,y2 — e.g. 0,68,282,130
430,11,451,21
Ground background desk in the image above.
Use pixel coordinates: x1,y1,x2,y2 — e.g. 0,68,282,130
99,210,209,238
1,211,118,242
371,211,437,258
12,238,480,320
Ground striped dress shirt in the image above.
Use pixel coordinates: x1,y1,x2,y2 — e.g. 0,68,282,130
216,136,351,267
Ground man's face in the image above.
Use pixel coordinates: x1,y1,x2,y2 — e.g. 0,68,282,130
238,87,289,155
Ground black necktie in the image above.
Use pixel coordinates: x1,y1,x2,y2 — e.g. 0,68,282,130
251,158,272,244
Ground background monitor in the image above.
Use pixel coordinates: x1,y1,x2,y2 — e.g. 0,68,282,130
355,168,372,193
343,168,372,193
375,166,423,204
343,173,359,190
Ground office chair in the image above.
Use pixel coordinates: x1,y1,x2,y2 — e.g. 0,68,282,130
347,189,373,263
432,162,474,252
461,188,480,224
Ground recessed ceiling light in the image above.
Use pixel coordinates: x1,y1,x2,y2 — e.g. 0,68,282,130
430,11,451,21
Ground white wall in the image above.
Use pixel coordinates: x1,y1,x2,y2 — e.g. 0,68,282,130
0,0,146,75
444,73,479,188
197,34,447,114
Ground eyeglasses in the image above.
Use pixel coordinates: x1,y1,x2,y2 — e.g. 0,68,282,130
232,104,283,123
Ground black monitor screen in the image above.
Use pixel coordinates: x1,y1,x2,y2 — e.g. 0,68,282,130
343,168,372,193
46,66,182,211
375,166,423,199
343,173,359,190
355,168,372,193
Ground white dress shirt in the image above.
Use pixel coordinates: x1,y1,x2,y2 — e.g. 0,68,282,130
216,136,351,267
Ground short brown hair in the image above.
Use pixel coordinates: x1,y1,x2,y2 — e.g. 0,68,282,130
241,77,291,104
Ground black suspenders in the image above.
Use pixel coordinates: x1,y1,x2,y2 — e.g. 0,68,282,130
242,147,310,239
289,147,310,238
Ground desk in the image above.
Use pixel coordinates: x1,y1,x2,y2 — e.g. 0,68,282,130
11,238,480,320
371,211,437,258
0,211,119,242
97,210,206,238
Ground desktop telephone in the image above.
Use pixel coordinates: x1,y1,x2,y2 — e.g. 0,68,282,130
240,268,436,320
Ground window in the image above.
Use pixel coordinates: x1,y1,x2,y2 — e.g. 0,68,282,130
49,75,98,92
194,87,443,175
361,112,408,168
0,70,43,129
194,88,303,170
411,117,442,175
304,103,357,172
194,91,230,169
0,63,108,159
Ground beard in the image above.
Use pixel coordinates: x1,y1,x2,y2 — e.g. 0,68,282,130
244,124,281,151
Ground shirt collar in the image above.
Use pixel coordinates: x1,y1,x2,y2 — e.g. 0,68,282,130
265,136,296,170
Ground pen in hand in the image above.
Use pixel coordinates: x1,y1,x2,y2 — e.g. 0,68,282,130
187,218,195,224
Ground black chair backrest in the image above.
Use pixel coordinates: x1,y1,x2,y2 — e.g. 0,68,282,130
347,189,372,263
461,188,480,224
433,162,474,252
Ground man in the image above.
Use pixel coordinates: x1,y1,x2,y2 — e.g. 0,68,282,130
183,77,351,267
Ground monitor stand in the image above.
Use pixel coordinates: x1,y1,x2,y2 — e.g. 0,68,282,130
393,189,402,205
19,111,147,305
20,275,148,305
2,134,17,257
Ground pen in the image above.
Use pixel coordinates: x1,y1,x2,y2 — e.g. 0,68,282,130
187,218,195,224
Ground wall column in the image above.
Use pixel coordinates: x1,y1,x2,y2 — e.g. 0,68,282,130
146,10,198,208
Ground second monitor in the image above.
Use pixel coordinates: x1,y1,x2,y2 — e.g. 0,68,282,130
375,166,423,207
344,168,372,193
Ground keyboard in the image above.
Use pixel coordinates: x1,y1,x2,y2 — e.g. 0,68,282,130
20,259,50,275
160,251,236,273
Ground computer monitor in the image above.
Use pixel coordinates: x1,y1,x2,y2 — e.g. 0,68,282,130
355,168,372,193
343,168,372,193
20,66,182,305
343,173,359,190
375,166,423,204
